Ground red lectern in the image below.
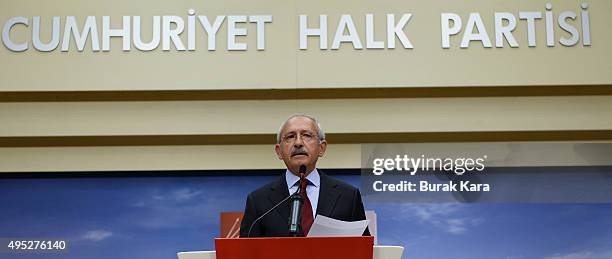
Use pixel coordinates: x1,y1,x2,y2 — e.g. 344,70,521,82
215,236,374,259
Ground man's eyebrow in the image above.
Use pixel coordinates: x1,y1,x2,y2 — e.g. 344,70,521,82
284,129,313,135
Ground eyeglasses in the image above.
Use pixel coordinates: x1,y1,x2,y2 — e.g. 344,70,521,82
281,132,318,143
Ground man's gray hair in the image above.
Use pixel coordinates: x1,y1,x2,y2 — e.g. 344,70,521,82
276,114,326,143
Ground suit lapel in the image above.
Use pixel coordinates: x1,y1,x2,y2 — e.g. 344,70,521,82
267,175,290,223
316,171,341,217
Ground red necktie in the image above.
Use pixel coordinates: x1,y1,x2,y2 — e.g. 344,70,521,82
299,178,314,235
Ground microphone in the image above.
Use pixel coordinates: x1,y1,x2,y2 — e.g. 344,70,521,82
298,164,307,184
246,165,307,237
288,165,307,236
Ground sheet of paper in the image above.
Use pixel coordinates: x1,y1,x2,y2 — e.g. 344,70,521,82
307,215,370,237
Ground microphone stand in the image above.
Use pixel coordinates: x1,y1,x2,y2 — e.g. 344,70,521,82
288,165,308,237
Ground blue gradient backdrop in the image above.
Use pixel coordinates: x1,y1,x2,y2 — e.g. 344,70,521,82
1,171,611,259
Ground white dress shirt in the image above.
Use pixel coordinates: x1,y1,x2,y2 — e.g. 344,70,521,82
285,168,320,219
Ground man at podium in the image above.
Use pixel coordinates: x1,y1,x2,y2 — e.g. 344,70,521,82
239,114,370,237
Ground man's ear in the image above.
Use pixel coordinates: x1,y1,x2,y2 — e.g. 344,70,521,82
274,144,283,160
318,140,327,157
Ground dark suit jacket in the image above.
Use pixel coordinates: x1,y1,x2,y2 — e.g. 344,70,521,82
239,170,370,237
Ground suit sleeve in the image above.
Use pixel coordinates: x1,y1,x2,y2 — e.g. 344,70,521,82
351,188,371,236
239,193,261,237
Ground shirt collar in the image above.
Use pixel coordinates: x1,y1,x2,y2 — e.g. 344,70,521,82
285,168,320,188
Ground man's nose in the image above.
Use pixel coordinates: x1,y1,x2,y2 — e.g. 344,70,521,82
293,134,304,148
